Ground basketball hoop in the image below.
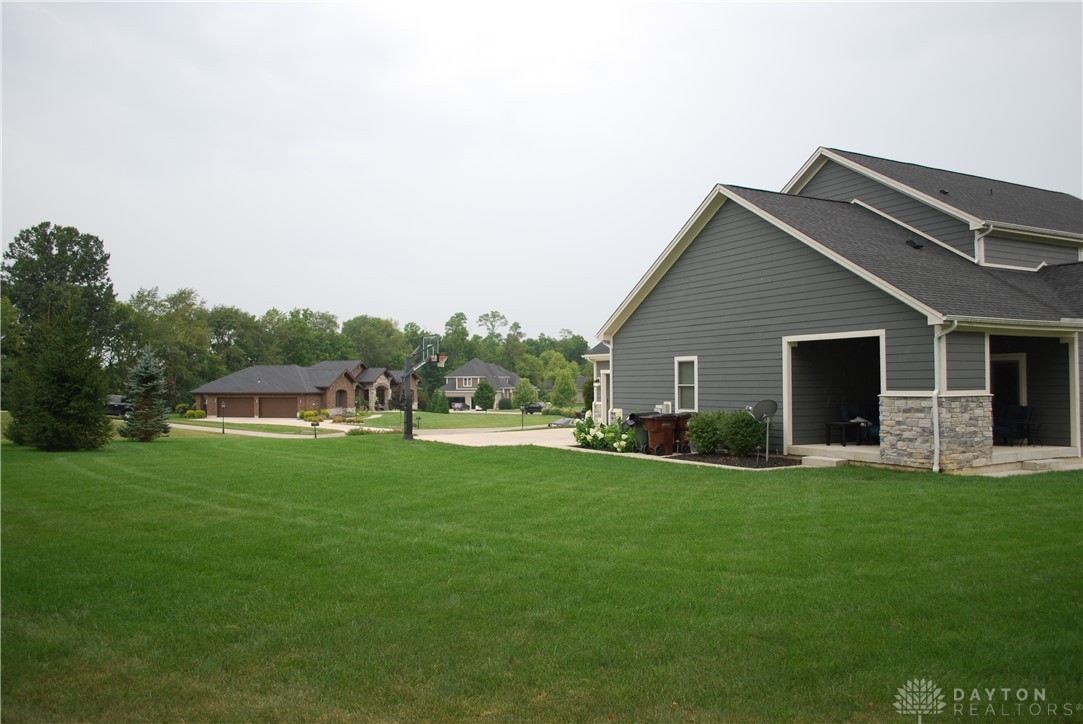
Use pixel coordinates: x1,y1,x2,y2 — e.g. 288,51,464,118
436,355,448,368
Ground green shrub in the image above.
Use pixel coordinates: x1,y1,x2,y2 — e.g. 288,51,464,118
722,410,766,456
686,410,726,454
319,409,329,417
302,410,319,421
497,398,514,410
175,404,190,415
429,390,449,414
183,409,207,419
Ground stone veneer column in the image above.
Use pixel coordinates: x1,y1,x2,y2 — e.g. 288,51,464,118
937,394,994,471
879,394,993,471
879,396,934,469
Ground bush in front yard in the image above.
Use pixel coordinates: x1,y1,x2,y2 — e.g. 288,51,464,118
687,410,727,454
722,410,767,456
573,414,634,452
183,409,207,419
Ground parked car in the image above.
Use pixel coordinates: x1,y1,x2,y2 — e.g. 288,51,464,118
105,395,133,417
522,402,546,414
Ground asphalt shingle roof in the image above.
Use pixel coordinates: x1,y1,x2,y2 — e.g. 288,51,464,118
444,358,520,388
830,149,1083,235
192,362,361,395
724,185,1082,322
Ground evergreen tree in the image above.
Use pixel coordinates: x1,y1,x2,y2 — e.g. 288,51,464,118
4,288,114,451
581,377,595,410
474,378,496,410
429,388,450,414
118,346,171,442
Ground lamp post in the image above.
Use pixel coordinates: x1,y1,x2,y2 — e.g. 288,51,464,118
220,400,226,434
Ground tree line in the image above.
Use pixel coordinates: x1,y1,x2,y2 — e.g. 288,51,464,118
1,222,592,434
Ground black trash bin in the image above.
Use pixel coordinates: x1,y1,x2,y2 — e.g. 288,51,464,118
626,412,651,453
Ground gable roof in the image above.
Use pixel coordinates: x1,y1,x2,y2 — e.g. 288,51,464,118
444,358,520,387
599,182,1083,339
725,186,1082,323
785,148,1083,239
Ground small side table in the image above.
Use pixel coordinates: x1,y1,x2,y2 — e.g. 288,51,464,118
826,421,865,446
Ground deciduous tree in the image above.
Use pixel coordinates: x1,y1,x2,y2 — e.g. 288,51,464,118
474,378,496,410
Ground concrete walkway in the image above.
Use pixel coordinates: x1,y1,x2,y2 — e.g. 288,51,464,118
169,417,577,448
415,426,577,448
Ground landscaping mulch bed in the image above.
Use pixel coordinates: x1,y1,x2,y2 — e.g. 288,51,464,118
672,452,803,469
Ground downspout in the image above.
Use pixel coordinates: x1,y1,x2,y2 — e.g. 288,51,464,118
931,320,959,472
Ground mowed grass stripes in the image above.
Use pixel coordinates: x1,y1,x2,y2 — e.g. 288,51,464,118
2,434,1080,721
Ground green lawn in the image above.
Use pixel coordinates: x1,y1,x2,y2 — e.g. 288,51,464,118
362,409,567,430
168,417,346,436
2,434,1080,721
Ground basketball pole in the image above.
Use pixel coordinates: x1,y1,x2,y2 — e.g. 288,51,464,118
403,335,443,441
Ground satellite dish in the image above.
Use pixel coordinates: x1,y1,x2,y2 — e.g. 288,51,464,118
749,399,777,422
746,399,778,461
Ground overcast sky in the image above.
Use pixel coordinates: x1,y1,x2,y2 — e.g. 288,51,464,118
4,2,1081,343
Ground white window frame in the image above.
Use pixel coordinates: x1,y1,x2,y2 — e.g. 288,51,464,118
461,377,474,388
674,356,698,412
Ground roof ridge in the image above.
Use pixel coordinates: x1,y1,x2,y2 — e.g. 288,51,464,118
827,148,1081,199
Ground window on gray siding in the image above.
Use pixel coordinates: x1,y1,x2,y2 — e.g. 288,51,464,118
675,357,698,412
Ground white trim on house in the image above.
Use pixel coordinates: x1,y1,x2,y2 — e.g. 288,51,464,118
850,199,978,263
781,329,886,453
674,356,698,412
598,188,728,338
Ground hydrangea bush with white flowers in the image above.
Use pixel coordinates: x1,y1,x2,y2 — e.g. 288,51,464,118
573,411,636,452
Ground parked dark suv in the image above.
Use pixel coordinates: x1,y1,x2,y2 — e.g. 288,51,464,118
105,395,133,417
522,402,546,414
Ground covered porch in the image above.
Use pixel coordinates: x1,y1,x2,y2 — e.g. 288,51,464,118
789,441,1081,473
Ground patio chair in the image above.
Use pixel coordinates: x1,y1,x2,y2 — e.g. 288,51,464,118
993,404,1033,446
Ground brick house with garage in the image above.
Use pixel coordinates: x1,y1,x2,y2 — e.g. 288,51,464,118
192,360,419,417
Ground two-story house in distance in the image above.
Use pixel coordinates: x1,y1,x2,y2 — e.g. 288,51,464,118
442,358,521,409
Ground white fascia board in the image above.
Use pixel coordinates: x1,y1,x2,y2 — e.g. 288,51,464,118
720,185,946,325
945,316,1083,334
781,147,830,193
982,221,1083,244
597,186,728,338
794,149,987,231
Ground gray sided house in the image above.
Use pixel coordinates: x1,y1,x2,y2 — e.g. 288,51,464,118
443,358,520,409
599,148,1082,472
192,360,419,417
584,342,611,417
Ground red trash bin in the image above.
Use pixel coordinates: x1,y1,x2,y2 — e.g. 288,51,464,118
642,414,677,455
